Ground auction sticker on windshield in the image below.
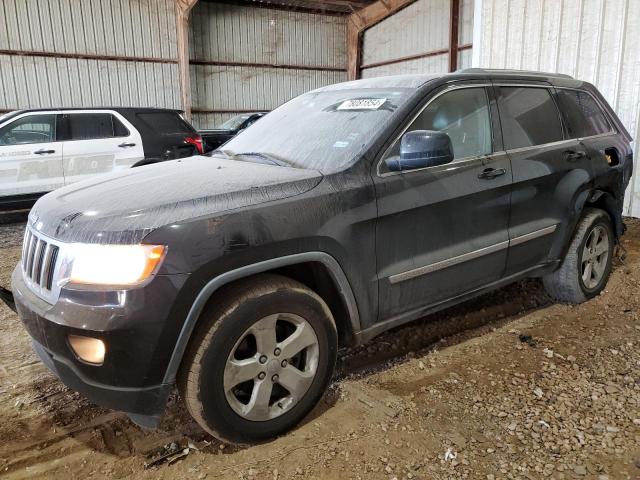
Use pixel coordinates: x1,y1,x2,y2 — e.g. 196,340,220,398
337,98,387,110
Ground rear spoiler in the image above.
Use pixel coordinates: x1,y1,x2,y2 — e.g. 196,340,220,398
0,286,16,313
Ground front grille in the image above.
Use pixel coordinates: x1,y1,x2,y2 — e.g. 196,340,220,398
22,228,60,292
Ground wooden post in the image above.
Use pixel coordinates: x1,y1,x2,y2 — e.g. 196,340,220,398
448,0,460,72
176,0,198,120
347,0,418,81
347,18,362,81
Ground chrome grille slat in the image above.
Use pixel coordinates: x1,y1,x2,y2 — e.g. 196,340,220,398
21,230,31,270
39,244,53,287
25,233,37,278
34,242,48,286
21,227,62,300
30,239,43,280
45,246,59,291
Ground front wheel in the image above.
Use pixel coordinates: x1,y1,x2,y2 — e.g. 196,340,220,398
178,274,337,444
543,208,614,304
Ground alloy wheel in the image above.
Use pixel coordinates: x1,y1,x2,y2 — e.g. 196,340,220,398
581,225,610,290
223,313,319,421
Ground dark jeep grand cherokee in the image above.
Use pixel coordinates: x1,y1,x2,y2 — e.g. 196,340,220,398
10,69,633,444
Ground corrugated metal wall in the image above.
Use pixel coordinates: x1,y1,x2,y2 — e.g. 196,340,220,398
189,2,348,129
361,0,474,79
475,0,640,217
0,0,180,112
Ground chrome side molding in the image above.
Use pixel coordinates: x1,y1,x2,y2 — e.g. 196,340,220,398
389,241,509,285
510,224,558,247
389,224,558,284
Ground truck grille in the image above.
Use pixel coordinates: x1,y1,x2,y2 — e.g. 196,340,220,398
22,228,60,293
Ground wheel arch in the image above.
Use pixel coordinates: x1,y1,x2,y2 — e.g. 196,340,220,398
162,252,361,385
551,188,622,265
584,189,624,238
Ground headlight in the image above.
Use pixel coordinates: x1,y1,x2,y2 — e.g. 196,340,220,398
67,244,166,286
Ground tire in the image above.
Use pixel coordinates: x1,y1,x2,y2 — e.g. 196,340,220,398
178,274,337,444
543,208,614,304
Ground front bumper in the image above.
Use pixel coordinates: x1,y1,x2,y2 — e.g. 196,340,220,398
31,338,170,427
12,265,189,427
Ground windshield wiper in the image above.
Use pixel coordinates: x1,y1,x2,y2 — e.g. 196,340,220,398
235,152,292,167
211,149,235,158
212,149,294,168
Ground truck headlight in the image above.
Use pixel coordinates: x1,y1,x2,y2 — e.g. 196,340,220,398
67,244,166,286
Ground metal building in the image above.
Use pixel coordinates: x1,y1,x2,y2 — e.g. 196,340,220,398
474,0,640,216
0,0,181,113
360,0,474,78
189,1,348,128
0,0,637,215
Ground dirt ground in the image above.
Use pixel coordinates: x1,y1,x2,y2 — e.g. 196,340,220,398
0,217,639,480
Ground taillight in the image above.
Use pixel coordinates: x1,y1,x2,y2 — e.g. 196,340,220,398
184,135,204,154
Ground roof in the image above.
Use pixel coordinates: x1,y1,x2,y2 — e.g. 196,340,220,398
458,68,574,80
1,107,184,119
318,69,583,92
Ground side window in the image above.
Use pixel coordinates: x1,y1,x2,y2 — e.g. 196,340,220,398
67,113,127,141
556,89,611,138
496,87,564,150
0,115,56,145
112,116,129,137
381,87,492,172
137,112,194,134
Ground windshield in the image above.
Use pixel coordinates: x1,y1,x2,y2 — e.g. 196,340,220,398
218,114,252,130
216,88,414,173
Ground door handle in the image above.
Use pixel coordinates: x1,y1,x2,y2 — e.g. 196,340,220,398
34,149,55,155
118,142,136,148
563,150,586,161
478,167,506,179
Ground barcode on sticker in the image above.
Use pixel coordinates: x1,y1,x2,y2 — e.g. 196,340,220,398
337,98,387,110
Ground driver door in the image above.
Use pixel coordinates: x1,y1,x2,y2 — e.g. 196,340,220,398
0,112,64,199
373,84,512,322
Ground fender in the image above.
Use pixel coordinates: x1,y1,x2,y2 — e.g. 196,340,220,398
554,188,624,263
586,189,624,237
161,251,361,384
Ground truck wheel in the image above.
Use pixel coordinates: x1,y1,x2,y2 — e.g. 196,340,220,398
178,274,337,444
543,208,614,304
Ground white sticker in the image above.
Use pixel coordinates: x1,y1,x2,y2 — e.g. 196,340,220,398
337,98,387,110
333,141,349,148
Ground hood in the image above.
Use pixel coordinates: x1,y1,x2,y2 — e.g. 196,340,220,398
30,156,322,244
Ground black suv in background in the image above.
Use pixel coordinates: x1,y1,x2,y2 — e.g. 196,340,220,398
8,70,633,444
200,112,268,152
0,107,203,212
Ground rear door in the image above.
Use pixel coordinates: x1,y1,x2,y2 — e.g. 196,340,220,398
60,111,144,185
0,112,64,199
374,84,512,321
495,84,591,275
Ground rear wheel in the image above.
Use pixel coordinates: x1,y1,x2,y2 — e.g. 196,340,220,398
178,274,337,444
543,208,614,303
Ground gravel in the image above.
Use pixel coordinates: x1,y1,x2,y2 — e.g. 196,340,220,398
0,219,639,479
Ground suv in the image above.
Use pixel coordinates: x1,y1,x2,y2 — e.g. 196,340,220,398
7,70,633,444
200,112,268,152
0,108,203,212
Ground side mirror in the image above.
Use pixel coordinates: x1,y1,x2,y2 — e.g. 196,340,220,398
385,130,454,172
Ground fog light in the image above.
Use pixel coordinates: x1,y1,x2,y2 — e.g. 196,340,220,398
68,335,106,365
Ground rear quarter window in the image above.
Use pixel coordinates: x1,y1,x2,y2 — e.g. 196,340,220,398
556,89,611,138
137,112,194,134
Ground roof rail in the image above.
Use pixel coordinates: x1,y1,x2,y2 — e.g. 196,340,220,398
458,68,573,79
